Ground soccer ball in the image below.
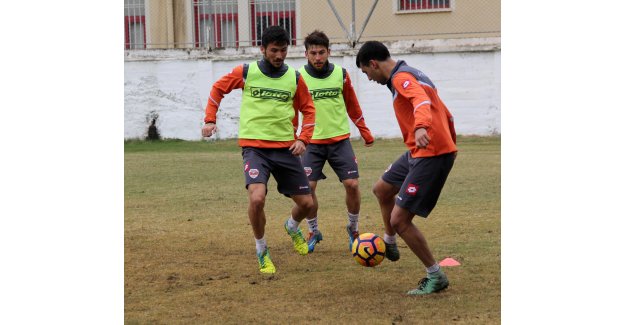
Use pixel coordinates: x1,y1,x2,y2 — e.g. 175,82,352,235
351,233,386,267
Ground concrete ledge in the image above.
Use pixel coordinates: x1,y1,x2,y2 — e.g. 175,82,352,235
124,37,500,62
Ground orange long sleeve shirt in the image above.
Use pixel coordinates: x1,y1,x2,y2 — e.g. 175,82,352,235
309,71,374,145
204,64,316,148
390,69,457,158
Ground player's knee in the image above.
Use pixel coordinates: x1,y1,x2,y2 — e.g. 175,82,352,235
372,181,392,200
299,196,315,213
248,193,266,210
343,179,359,193
390,214,408,234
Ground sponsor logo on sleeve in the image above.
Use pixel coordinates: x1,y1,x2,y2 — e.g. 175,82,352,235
402,80,410,89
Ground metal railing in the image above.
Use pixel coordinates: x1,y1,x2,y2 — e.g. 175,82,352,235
124,0,146,49
124,0,499,50
397,0,452,12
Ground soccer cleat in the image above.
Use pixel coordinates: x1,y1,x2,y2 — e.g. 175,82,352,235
284,221,309,255
306,231,323,253
384,241,400,261
346,225,359,251
406,270,449,295
257,248,276,274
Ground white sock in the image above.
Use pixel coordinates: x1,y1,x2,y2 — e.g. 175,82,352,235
286,216,300,232
426,263,440,274
347,212,359,232
306,216,319,233
255,237,267,254
384,233,397,244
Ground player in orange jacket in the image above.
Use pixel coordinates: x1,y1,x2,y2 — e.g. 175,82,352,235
202,26,316,274
356,41,457,295
293,30,375,253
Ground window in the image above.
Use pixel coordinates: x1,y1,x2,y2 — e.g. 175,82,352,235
250,0,296,46
124,0,146,49
397,0,452,13
194,0,239,48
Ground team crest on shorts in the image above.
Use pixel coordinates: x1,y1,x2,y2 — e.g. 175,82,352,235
354,156,358,164
248,169,259,179
405,183,419,196
304,167,312,176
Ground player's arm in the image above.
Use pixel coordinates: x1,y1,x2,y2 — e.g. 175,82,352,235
445,107,457,144
393,72,433,148
343,70,374,146
290,74,315,155
202,65,245,138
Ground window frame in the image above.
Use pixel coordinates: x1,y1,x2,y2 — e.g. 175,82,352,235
250,4,297,46
194,11,239,49
124,16,146,49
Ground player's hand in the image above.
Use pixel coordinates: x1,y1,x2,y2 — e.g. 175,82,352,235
202,123,217,137
289,139,306,156
414,128,430,148
364,140,374,147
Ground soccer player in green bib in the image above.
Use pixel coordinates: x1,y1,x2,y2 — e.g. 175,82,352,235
292,30,375,253
202,26,316,274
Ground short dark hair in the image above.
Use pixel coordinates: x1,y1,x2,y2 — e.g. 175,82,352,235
356,41,390,67
261,26,290,48
304,30,330,50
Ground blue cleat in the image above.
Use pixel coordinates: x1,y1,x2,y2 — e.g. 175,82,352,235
306,231,323,253
346,225,359,251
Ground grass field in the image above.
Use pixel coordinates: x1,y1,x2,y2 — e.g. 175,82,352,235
124,136,500,324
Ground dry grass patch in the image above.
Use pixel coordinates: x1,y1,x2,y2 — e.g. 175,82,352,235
125,136,500,324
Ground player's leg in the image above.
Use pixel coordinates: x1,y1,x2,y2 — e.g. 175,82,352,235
247,183,268,239
372,179,401,261
390,205,435,266
342,178,361,247
242,147,275,273
373,179,399,239
248,183,275,274
391,205,448,295
373,152,409,261
343,178,360,215
271,149,313,255
394,153,456,294
287,193,314,255
298,144,327,252
327,140,361,248
304,181,324,252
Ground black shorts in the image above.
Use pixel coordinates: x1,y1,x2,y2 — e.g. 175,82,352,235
242,147,311,197
381,151,455,218
301,139,359,182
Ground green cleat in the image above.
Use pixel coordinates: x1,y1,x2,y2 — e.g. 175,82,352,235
257,248,276,274
407,270,449,295
284,221,309,255
384,242,400,261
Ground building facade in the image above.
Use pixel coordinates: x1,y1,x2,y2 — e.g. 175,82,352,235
125,0,500,50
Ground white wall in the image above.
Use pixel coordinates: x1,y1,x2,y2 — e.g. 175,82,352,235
124,41,500,140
